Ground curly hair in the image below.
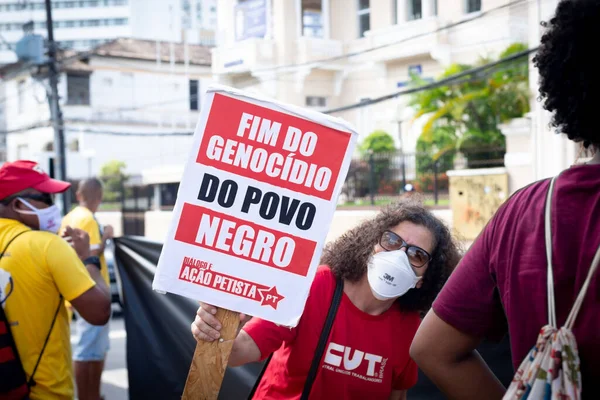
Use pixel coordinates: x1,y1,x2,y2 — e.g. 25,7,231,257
533,0,600,148
320,199,462,315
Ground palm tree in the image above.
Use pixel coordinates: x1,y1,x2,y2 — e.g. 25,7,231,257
409,43,530,167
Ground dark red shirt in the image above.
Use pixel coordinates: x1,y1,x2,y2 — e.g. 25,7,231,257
244,265,420,399
433,163,600,393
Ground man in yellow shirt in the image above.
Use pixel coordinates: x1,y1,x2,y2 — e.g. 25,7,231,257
0,160,111,400
61,178,113,400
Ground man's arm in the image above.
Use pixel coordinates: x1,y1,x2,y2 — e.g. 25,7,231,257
410,310,505,400
62,227,111,325
89,224,113,256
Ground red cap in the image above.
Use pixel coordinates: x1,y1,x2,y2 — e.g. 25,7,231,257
0,160,71,200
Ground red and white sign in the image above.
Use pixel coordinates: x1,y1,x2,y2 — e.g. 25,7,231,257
153,85,357,326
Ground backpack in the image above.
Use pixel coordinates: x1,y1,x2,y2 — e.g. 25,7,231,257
503,176,600,400
0,230,62,400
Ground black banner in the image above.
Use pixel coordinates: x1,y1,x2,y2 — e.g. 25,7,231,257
114,237,265,400
114,237,514,399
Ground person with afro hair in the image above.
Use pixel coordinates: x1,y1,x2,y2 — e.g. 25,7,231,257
410,0,600,398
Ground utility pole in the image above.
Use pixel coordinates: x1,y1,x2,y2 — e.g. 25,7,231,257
44,0,69,214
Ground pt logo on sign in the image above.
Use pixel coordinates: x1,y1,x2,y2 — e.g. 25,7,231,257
323,342,384,377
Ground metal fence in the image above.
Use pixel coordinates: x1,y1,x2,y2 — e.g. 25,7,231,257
341,147,505,207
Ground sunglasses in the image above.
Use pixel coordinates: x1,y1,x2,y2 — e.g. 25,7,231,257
379,230,432,268
1,193,54,206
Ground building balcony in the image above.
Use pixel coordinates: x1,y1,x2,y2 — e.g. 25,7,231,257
211,38,276,75
294,37,344,67
346,16,448,64
63,105,199,130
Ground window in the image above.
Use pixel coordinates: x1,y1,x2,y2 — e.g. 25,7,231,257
408,0,422,21
189,80,199,111
392,0,397,25
357,0,370,38
306,96,327,108
301,0,323,38
466,0,481,13
182,0,192,29
196,0,203,20
433,0,438,15
17,80,25,114
66,74,90,105
160,183,180,209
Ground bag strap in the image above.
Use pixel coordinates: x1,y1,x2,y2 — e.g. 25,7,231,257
0,228,63,388
0,229,30,261
545,176,600,330
300,277,344,400
27,294,62,388
246,277,344,400
544,176,558,328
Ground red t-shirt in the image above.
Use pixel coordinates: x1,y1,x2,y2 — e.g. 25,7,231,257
433,164,600,393
244,265,420,399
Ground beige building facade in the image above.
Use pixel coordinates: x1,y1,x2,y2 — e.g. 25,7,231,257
211,0,529,152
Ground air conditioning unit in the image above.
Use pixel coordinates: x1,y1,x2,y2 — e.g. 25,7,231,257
15,34,47,65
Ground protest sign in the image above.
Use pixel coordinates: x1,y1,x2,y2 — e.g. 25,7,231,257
152,85,357,327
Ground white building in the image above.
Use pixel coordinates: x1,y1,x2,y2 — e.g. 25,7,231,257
212,0,529,153
0,0,218,64
0,37,213,179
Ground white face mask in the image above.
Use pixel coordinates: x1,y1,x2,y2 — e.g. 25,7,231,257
367,250,422,301
15,197,62,234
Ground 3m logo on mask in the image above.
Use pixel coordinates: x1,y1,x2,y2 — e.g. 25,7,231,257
322,342,386,383
383,273,394,282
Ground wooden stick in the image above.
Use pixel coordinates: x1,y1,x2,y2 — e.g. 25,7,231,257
181,309,240,400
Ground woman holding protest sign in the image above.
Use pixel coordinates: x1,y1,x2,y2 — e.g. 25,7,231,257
191,199,460,399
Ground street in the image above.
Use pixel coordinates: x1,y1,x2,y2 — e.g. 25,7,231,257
71,307,128,400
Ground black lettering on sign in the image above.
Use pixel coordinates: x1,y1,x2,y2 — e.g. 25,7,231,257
197,173,238,209
217,180,238,208
241,186,316,231
278,197,300,226
198,173,220,202
259,192,279,220
242,186,263,213
296,202,316,231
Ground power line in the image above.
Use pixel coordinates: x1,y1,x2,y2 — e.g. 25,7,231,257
90,0,534,114
324,47,537,114
0,121,51,135
0,46,535,137
0,32,14,51
0,48,534,138
250,0,528,75
64,127,194,136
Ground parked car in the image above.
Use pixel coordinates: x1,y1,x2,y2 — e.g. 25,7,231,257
104,240,121,306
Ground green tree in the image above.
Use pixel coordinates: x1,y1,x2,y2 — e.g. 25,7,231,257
357,130,397,195
358,130,396,155
410,42,530,168
100,160,128,202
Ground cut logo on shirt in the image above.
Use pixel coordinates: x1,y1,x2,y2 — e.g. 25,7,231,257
322,342,387,384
